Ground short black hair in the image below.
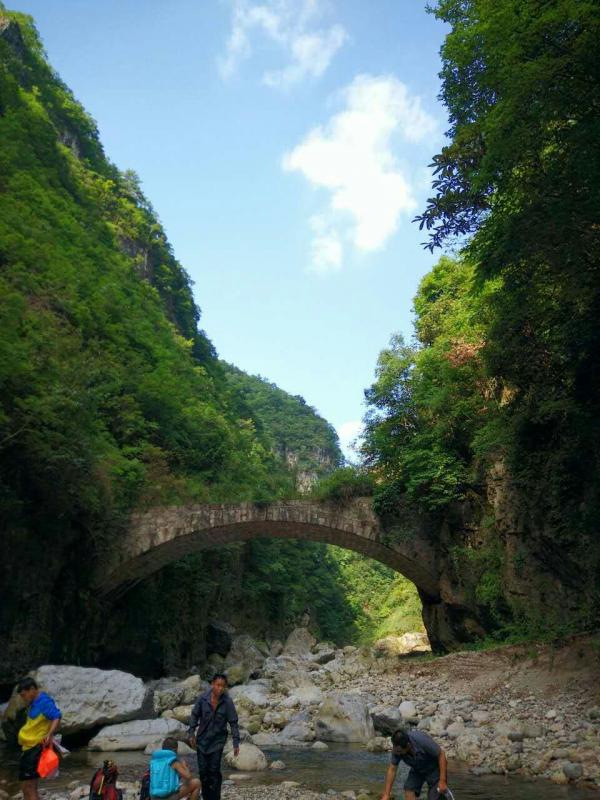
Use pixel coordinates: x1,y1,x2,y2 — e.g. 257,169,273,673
17,677,38,693
162,737,178,752
211,673,228,684
391,728,410,748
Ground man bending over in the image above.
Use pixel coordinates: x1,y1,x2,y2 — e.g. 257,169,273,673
381,727,448,800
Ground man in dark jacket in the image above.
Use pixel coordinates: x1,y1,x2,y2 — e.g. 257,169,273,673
381,727,449,800
188,674,239,800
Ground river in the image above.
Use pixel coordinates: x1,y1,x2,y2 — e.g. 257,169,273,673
0,744,593,799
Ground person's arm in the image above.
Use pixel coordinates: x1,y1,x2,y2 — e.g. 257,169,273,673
380,763,397,800
43,717,60,747
188,698,201,748
41,696,62,747
438,749,448,793
226,699,240,756
172,760,192,781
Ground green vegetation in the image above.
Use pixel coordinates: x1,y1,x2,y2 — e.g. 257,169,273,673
0,6,424,677
363,257,491,513
0,7,286,526
362,0,600,638
311,466,375,503
328,549,424,642
222,364,342,488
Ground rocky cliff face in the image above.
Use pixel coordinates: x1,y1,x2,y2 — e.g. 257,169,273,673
417,459,599,649
280,445,337,493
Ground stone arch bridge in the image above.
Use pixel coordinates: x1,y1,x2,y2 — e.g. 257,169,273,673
95,498,474,650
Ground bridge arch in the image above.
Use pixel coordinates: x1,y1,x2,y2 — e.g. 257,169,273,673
95,498,440,601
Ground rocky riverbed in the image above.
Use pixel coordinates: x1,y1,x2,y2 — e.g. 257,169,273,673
1,628,599,793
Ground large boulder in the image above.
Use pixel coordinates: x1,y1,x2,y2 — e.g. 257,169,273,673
372,633,430,658
170,705,193,724
224,742,267,771
314,692,375,743
399,700,417,720
311,644,336,665
154,686,184,715
88,718,187,751
282,628,316,658
280,720,314,742
28,666,149,733
180,675,205,705
281,685,323,708
229,681,272,710
224,636,266,683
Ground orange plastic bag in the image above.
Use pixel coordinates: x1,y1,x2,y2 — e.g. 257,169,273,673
37,746,59,779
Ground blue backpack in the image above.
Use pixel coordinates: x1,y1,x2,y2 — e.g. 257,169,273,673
149,750,180,798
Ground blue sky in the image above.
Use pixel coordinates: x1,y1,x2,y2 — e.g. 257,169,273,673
10,0,448,457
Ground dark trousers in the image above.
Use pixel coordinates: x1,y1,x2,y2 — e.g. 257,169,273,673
196,748,223,800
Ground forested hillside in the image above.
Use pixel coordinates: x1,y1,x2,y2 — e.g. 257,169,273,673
222,364,341,490
360,0,600,642
0,6,424,681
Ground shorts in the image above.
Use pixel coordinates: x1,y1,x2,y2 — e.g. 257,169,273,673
19,745,42,781
404,768,440,798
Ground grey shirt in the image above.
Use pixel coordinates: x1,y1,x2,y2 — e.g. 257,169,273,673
390,730,441,775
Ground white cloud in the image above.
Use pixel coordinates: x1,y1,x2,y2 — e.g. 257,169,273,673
282,74,437,272
308,215,342,274
337,419,363,461
218,0,347,88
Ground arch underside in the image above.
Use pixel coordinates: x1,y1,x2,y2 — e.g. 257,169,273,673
99,520,440,600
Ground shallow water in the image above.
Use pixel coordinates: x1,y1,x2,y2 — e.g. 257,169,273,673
0,744,593,798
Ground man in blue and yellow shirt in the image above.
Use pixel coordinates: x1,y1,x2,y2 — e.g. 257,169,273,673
17,677,61,800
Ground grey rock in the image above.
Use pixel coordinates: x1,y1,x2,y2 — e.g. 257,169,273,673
88,718,187,751
446,721,465,740
224,635,266,679
312,740,329,750
563,762,583,780
522,723,543,739
30,665,149,733
283,628,317,658
315,692,375,743
399,700,417,720
224,742,267,771
280,720,314,742
154,686,184,715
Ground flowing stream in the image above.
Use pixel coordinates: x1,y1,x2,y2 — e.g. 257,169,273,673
0,744,592,799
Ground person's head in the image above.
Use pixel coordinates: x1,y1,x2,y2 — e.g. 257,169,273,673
211,673,228,697
391,728,411,754
162,737,178,753
17,677,39,704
